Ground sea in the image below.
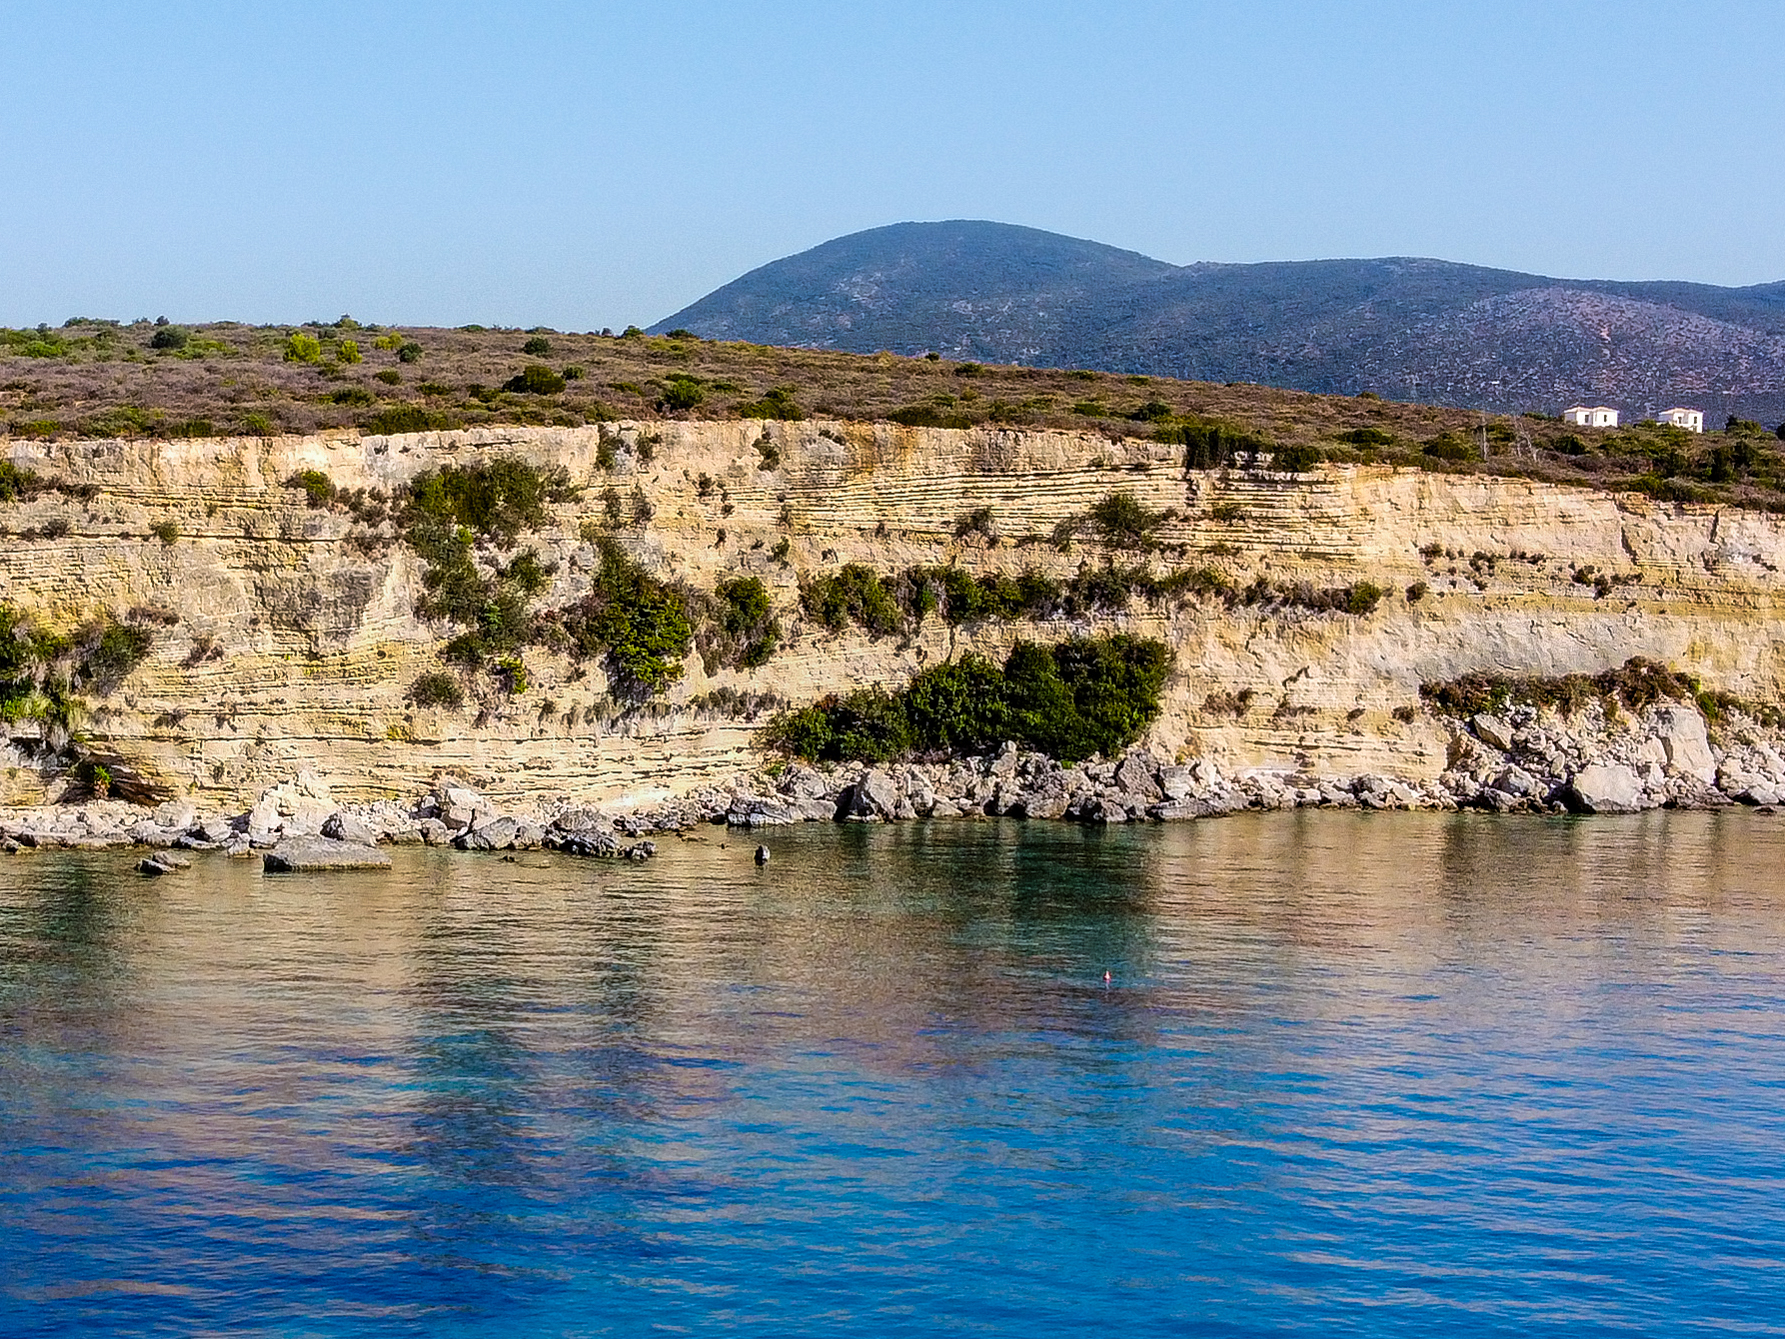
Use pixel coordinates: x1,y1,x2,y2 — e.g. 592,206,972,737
3,811,1783,1336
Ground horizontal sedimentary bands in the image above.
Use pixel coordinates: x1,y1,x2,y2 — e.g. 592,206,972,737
0,419,1781,822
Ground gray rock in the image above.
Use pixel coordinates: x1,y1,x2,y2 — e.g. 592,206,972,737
262,837,392,872
844,770,901,821
1113,751,1164,802
128,821,181,848
793,796,840,822
1472,713,1515,752
775,765,832,801
137,856,182,876
727,795,796,827
1496,765,1542,797
456,815,521,851
1158,766,1196,802
419,818,452,846
514,821,545,849
322,812,380,846
1653,705,1716,783
1564,763,1644,814
152,801,197,832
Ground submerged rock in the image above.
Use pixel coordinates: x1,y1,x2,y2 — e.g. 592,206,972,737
262,837,392,873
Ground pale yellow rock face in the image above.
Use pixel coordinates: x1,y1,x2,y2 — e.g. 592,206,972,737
4,420,1783,808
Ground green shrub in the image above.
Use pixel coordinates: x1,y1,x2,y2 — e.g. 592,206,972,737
761,634,1173,764
1422,434,1473,462
1421,657,1702,720
150,520,180,545
522,336,552,356
1127,400,1173,422
336,339,362,365
284,332,323,364
287,469,335,507
505,364,566,395
0,461,41,502
1272,443,1322,473
375,369,402,385
888,404,976,429
658,374,704,412
495,656,529,694
330,386,375,406
79,618,154,693
149,325,190,350
364,404,446,435
397,342,423,363
739,387,804,420
408,671,464,709
708,575,781,670
1054,490,1170,552
548,537,693,697
1170,418,1276,469
801,564,902,637
403,456,573,548
1335,426,1393,446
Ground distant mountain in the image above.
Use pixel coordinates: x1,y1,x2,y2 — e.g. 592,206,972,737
653,221,1785,423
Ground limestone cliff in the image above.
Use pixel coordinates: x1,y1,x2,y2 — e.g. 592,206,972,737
3,420,1783,809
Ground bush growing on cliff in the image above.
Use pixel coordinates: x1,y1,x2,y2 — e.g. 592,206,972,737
700,575,781,671
1051,490,1171,552
1420,657,1709,721
287,469,335,507
545,537,694,697
761,634,1173,764
0,462,41,503
408,671,464,709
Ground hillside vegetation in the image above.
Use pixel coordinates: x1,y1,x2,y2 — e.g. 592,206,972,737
6,318,1785,512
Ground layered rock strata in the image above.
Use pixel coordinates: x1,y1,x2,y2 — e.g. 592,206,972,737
0,420,1783,814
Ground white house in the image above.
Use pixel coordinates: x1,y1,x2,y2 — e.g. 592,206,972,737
1562,405,1620,428
1655,407,1704,433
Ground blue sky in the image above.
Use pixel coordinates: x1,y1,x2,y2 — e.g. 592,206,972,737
3,0,1780,329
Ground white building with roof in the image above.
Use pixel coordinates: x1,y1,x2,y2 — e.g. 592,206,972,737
1562,405,1619,428
1655,407,1704,433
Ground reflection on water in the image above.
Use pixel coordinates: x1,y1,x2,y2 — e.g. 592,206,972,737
3,813,1785,1336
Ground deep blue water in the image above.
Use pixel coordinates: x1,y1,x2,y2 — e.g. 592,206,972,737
3,811,1784,1336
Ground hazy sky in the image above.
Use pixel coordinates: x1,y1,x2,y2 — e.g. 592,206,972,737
3,0,1780,330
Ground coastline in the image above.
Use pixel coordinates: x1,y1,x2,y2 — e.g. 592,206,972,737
7,690,1782,862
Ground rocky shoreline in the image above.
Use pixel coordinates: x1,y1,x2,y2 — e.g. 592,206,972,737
2,697,1783,867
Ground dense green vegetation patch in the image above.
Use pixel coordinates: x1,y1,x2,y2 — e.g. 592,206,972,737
762,634,1173,764
540,538,694,698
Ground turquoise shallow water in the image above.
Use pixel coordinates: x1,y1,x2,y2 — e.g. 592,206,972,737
2,811,1784,1336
